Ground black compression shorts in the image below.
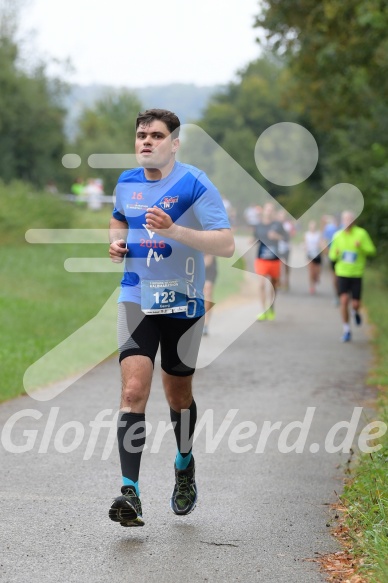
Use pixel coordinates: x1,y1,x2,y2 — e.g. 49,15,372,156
337,277,362,300
117,302,203,376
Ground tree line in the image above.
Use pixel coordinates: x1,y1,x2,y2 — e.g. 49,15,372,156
194,0,388,265
1,0,387,266
0,0,142,196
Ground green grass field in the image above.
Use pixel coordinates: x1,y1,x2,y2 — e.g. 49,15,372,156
1,204,244,402
1,241,120,401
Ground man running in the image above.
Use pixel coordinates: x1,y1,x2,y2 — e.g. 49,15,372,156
329,210,376,342
108,109,234,526
254,202,287,320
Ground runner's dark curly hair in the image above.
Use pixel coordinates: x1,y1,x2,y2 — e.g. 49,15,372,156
136,109,180,136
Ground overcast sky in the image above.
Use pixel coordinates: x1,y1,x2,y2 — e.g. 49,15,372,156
19,0,262,87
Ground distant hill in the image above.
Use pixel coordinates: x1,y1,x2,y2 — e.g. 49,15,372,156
63,83,224,140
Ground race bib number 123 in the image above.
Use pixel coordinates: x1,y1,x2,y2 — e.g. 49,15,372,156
141,279,188,314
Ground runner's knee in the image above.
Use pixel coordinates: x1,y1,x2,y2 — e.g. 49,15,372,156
121,370,150,409
121,381,147,409
168,394,193,412
163,375,193,410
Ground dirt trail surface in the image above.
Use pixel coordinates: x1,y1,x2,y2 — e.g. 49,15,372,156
0,238,377,583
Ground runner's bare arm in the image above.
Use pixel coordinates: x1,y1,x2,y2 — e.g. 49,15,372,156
109,217,129,262
145,207,235,258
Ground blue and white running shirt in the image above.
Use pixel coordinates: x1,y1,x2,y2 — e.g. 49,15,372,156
112,161,230,319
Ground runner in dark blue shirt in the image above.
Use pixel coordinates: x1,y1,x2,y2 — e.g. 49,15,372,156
254,203,286,321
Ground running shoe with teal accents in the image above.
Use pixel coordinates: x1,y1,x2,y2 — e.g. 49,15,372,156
170,457,197,515
341,331,352,343
109,485,144,527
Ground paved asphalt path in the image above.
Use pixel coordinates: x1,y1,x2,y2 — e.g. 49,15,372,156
0,239,377,583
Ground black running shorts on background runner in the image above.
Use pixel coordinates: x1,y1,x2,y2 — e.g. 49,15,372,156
308,253,322,265
337,276,362,300
117,302,204,376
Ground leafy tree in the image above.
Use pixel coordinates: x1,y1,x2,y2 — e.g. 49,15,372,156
255,0,388,128
71,90,143,195
0,0,68,188
255,0,388,261
182,55,323,216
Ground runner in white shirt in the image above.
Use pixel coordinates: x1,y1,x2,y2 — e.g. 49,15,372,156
304,220,323,294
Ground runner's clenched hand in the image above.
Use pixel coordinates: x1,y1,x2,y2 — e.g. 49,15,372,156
109,239,128,263
145,206,177,237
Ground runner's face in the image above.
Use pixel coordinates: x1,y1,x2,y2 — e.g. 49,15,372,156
262,203,275,222
135,120,179,170
341,212,355,229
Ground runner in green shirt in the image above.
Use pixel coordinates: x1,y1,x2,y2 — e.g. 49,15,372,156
329,211,376,342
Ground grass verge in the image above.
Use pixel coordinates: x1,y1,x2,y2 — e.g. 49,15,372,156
1,206,244,402
335,268,388,582
214,254,245,304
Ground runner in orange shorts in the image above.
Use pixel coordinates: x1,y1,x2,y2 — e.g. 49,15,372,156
254,257,281,280
253,203,287,320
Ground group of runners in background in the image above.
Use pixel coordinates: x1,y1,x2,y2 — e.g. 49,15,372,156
207,202,376,344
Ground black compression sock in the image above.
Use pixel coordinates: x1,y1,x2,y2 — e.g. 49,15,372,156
117,411,146,494
170,399,197,469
